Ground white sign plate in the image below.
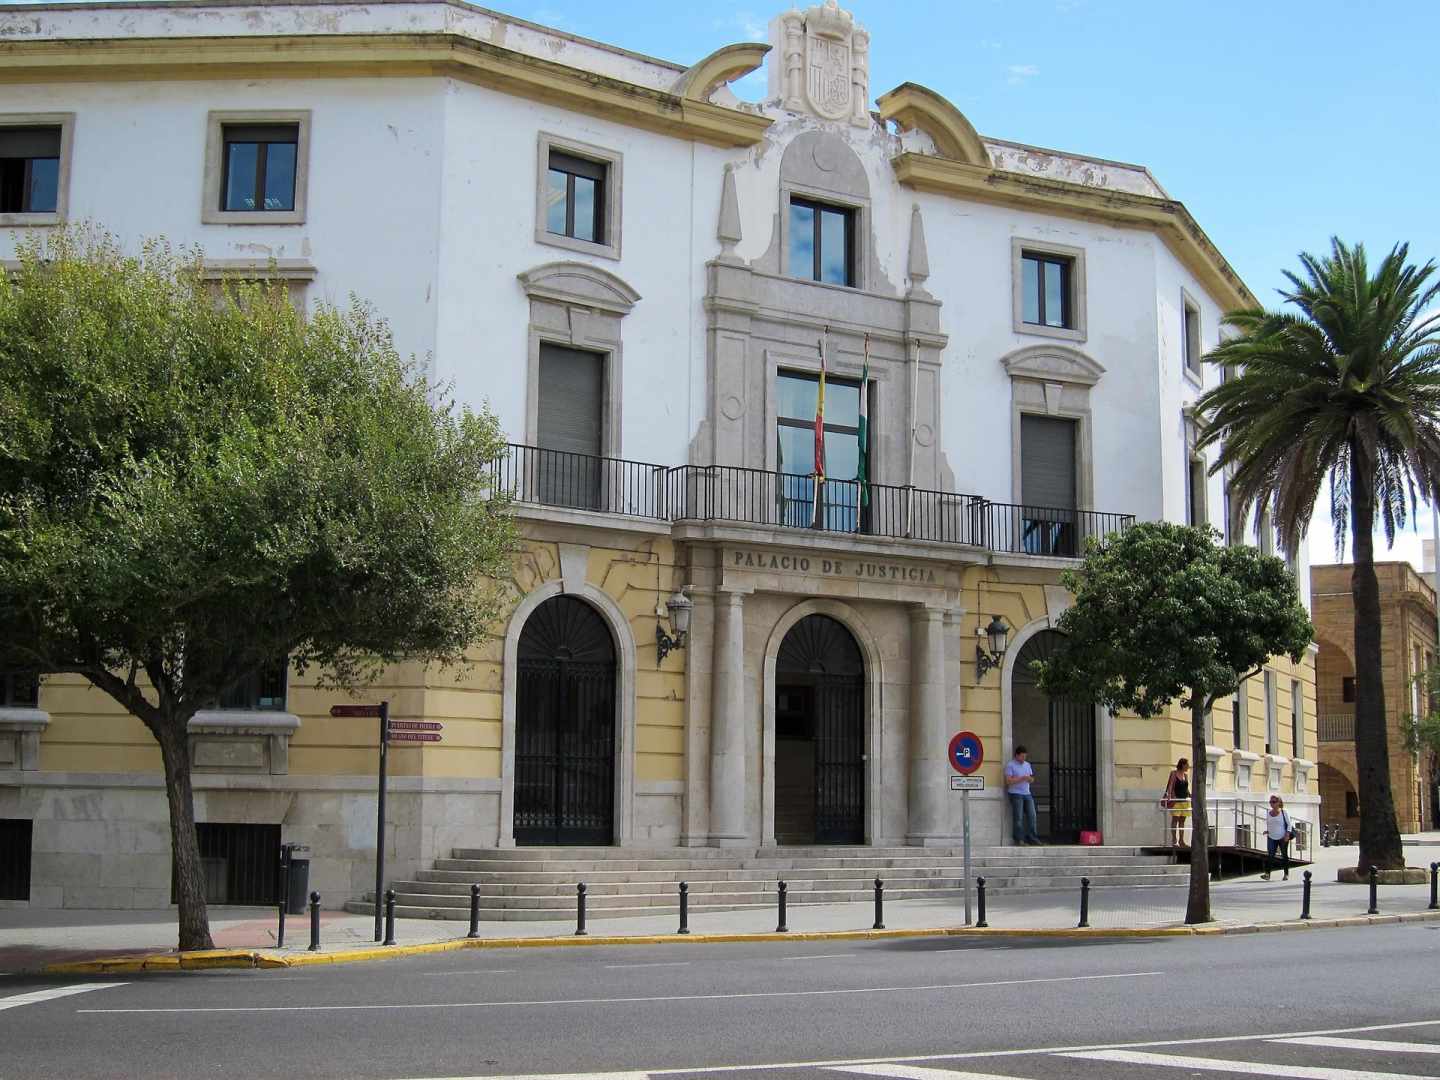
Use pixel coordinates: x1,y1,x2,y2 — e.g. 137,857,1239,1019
950,775,985,792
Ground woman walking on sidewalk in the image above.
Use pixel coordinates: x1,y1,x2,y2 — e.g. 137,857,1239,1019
1262,795,1294,880
1162,758,1191,848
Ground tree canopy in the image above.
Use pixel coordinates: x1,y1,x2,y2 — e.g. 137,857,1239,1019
0,230,518,947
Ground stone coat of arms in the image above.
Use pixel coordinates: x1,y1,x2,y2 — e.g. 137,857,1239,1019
771,1,870,128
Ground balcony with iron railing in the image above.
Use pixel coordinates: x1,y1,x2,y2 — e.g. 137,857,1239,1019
1319,713,1355,743
487,444,1135,558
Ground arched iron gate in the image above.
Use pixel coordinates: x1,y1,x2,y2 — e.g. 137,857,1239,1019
1013,629,1098,843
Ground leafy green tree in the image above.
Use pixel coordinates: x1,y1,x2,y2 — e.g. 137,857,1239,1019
1036,523,1313,923
0,231,517,950
1196,238,1440,872
1402,665,1440,827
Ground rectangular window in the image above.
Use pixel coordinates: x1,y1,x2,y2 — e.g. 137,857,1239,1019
0,126,61,214
536,343,605,510
1264,670,1277,755
1187,457,1206,527
1,671,39,708
546,149,607,245
1019,414,1078,556
775,370,863,530
788,197,855,287
219,661,287,711
172,822,280,906
1291,677,1303,758
1257,506,1275,556
0,819,32,901
1342,675,1355,703
220,124,299,213
1021,252,1073,330
1233,683,1246,747
1183,296,1202,377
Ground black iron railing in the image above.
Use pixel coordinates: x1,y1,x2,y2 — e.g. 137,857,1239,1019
490,445,1133,555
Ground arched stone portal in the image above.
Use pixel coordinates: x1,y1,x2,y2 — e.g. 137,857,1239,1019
774,614,866,845
1010,629,1098,843
514,595,617,846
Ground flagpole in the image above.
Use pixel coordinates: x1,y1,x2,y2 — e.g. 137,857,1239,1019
813,329,827,530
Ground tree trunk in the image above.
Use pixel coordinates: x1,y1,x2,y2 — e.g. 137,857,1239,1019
156,718,215,951
1184,697,1212,924
1349,443,1406,870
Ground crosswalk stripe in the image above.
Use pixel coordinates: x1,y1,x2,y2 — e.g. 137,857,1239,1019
0,983,124,1012
832,1065,1016,1080
1278,1037,1440,1055
1061,1049,1440,1080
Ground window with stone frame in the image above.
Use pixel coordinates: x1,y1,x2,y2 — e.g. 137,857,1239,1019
1291,677,1303,758
220,123,299,213
535,134,622,260
0,126,60,214
775,370,864,530
1264,669,1278,755
1183,293,1203,378
787,197,856,287
1021,251,1074,331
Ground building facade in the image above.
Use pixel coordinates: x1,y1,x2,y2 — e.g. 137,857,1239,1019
1311,562,1437,835
0,0,1317,910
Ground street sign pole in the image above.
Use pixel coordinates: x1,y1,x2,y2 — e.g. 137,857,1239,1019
962,788,972,926
374,700,389,943
948,731,985,929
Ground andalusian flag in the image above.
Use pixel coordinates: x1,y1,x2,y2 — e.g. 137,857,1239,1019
857,334,870,510
813,332,827,526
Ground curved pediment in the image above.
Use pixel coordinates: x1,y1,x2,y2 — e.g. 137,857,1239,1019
674,42,771,103
1000,344,1105,386
517,261,640,315
875,82,990,168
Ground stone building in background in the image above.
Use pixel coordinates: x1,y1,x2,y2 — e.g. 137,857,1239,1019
1311,563,1437,836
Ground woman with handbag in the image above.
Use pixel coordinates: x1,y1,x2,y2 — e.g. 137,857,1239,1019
1162,758,1191,848
1262,795,1294,880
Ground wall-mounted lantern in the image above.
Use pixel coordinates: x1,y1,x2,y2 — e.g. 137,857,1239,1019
974,614,1011,680
655,590,693,663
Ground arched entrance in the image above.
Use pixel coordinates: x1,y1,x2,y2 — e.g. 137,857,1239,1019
774,614,865,845
1011,629,1097,843
514,595,617,846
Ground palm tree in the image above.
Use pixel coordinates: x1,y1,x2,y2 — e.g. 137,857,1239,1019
1196,238,1440,872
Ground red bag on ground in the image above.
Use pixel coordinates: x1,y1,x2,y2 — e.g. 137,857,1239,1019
1079,830,1103,846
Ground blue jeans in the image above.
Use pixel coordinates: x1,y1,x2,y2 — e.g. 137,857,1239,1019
1009,793,1039,844
1266,837,1290,876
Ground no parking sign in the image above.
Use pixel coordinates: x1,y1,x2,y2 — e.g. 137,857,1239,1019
948,730,984,775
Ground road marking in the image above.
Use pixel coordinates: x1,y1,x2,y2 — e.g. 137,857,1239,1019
1278,1037,1440,1055
415,970,518,977
781,954,855,962
833,1065,1017,1080
603,963,691,970
1061,1049,1438,1079
76,970,1161,1014
0,983,124,1012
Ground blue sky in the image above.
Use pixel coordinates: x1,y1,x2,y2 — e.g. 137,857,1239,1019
513,0,1440,570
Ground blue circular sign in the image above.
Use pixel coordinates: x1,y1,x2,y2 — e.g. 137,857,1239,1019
948,731,984,775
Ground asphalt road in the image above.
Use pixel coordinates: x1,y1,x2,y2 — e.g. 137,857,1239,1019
3,924,1439,1080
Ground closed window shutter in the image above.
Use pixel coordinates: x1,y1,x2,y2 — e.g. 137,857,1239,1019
538,344,603,456
1021,415,1076,510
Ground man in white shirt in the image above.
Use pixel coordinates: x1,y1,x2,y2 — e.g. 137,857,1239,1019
1004,745,1041,846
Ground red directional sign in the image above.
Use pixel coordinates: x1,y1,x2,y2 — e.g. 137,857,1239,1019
386,721,443,732
330,704,384,718
387,732,442,744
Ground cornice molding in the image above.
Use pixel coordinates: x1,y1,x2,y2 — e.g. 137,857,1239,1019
891,152,1256,312
875,82,989,167
0,33,773,149
674,41,770,103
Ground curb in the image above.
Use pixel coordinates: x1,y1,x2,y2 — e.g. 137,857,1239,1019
41,908,1440,975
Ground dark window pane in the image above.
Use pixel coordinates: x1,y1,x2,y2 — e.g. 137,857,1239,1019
545,169,568,235
776,372,818,422
224,142,259,211
262,142,296,211
788,202,815,279
1044,260,1065,327
819,207,849,285
1021,256,1041,324
25,158,58,213
572,175,597,242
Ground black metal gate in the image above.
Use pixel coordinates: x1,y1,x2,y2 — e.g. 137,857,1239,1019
0,818,32,901
1048,696,1098,843
777,615,865,845
515,596,617,846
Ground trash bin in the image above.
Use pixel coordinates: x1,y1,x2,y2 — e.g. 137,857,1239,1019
281,845,311,915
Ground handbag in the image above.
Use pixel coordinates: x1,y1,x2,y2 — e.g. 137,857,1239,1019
1283,811,1295,842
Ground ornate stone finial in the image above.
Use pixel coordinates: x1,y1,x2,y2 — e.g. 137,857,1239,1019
768,2,870,127
717,164,743,263
907,204,931,298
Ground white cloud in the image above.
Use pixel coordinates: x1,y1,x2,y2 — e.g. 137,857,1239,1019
979,38,1003,51
1006,64,1040,86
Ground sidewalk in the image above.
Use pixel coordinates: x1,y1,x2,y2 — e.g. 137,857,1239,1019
6,835,1437,974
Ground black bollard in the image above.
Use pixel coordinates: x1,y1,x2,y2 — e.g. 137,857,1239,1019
1367,865,1379,915
468,883,481,938
976,876,988,928
776,879,789,933
1078,876,1091,929
308,891,322,951
383,888,397,946
1300,871,1312,920
576,882,588,936
678,881,690,935
872,876,885,930
1430,863,1439,911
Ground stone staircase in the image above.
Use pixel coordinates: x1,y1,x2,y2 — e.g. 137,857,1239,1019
346,845,1187,922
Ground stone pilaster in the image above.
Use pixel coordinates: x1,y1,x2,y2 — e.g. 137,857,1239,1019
709,589,748,845
907,605,950,844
